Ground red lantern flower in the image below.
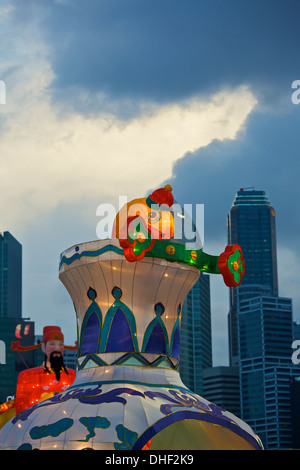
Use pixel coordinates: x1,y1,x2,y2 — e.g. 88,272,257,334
218,244,245,287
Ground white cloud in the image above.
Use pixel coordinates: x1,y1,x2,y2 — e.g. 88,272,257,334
0,65,257,231
0,5,258,232
0,6,259,342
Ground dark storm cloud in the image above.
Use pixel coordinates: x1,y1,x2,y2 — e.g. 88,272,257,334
167,105,300,252
12,0,300,110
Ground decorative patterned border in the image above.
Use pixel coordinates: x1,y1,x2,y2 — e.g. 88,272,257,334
59,244,124,269
101,287,139,353
66,380,194,393
76,286,180,361
77,352,179,370
59,241,221,274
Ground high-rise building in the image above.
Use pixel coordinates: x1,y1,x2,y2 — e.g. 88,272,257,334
0,317,17,403
202,366,240,417
225,188,300,449
237,292,299,449
0,318,35,403
180,273,212,395
293,321,300,341
290,375,300,449
0,231,25,403
0,232,22,318
227,189,278,366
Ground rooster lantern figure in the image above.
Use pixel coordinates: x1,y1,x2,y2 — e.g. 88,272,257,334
113,184,245,287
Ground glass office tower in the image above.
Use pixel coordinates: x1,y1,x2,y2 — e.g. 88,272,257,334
227,189,278,366
0,231,22,318
225,188,299,448
180,273,212,395
237,293,299,449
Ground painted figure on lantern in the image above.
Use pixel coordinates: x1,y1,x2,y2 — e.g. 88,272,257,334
0,185,262,450
0,326,76,428
14,326,76,414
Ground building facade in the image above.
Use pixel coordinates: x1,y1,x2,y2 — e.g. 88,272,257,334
225,189,300,449
237,292,299,449
0,231,22,318
290,375,300,449
202,366,240,417
0,318,35,403
227,189,278,366
0,232,25,403
180,273,212,395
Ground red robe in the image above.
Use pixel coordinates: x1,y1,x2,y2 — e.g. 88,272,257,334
15,366,76,414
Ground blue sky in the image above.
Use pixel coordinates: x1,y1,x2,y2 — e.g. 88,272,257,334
0,0,299,365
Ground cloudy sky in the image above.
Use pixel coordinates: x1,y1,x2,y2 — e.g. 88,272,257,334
1,0,300,366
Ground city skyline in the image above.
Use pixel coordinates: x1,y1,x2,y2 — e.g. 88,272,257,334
0,1,299,366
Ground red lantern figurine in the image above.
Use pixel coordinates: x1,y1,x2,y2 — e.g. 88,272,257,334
13,326,76,414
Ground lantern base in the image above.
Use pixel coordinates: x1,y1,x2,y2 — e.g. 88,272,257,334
0,365,263,450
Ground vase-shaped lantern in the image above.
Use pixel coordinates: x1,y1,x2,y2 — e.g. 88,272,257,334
0,186,262,450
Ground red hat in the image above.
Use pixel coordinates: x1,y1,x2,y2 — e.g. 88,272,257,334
43,326,64,343
146,184,174,208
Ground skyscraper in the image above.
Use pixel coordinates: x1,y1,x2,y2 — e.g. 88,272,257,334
0,231,22,318
226,188,299,449
227,189,278,365
0,318,35,403
0,231,23,403
290,375,300,449
202,366,241,417
237,292,298,449
180,273,212,395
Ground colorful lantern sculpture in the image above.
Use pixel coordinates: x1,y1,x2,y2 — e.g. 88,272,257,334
0,326,76,429
14,326,76,414
0,185,262,450
0,400,16,430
